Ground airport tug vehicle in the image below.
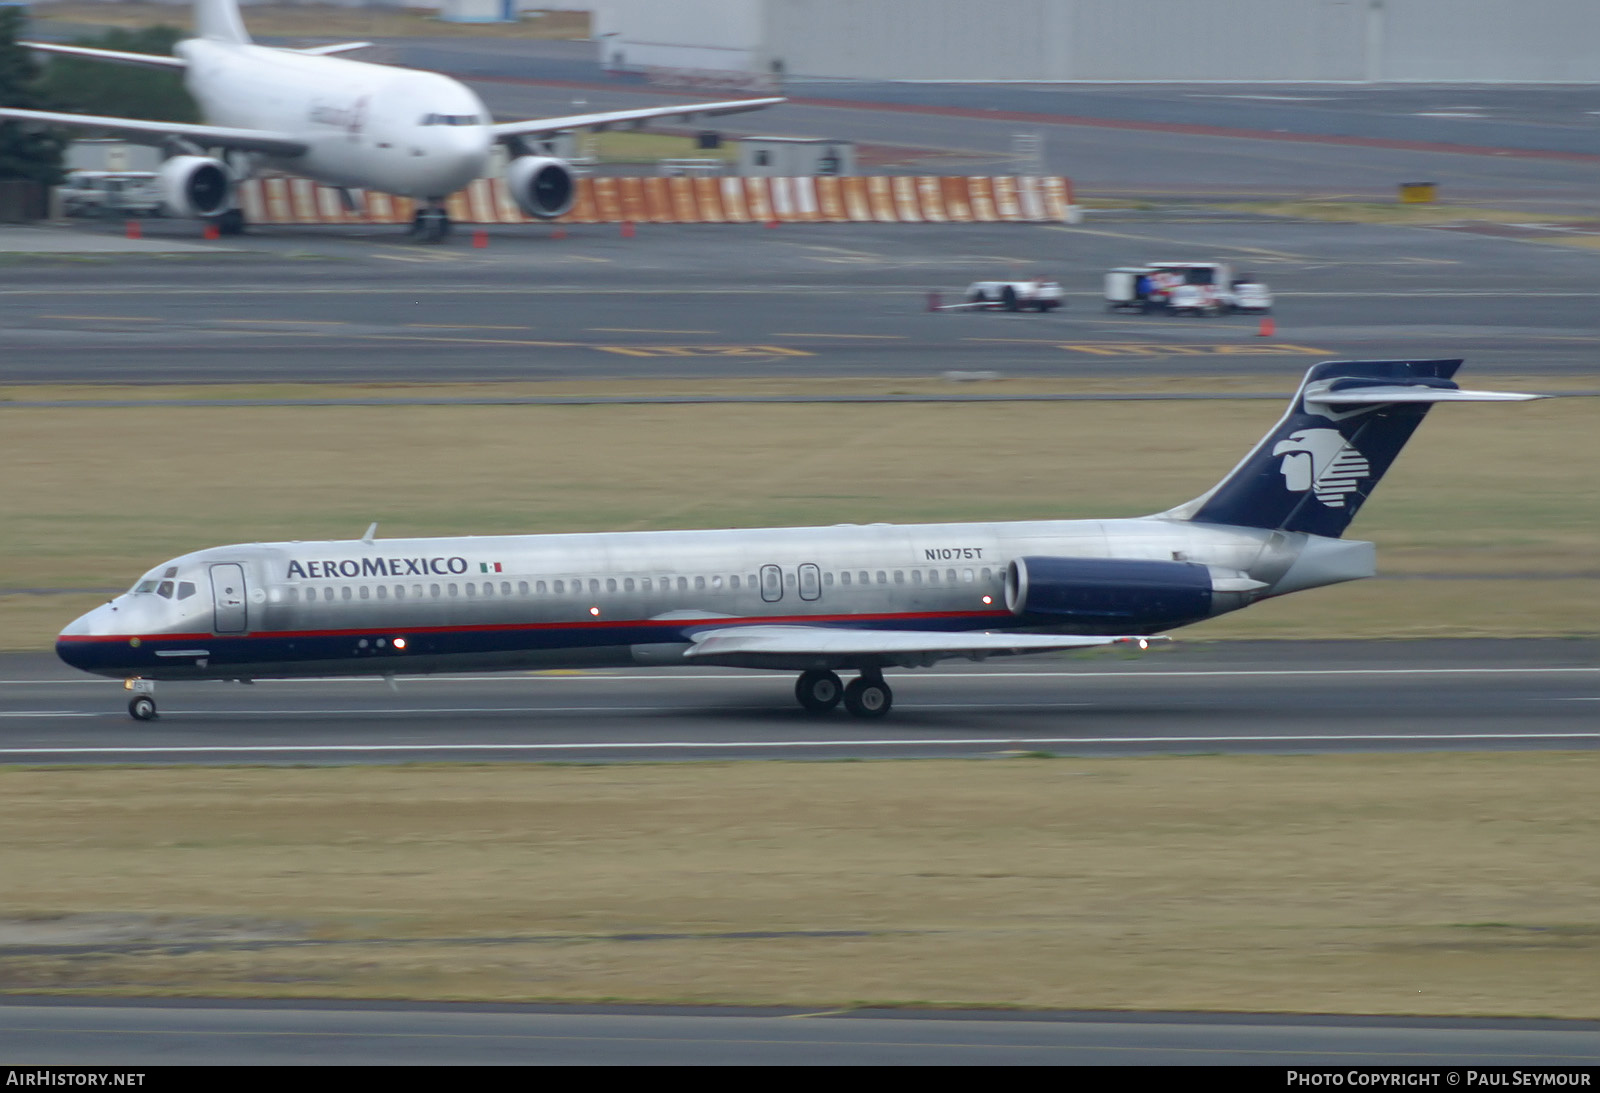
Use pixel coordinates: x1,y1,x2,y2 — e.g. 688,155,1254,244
58,360,1541,721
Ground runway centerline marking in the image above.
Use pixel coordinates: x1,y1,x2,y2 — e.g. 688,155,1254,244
38,314,159,322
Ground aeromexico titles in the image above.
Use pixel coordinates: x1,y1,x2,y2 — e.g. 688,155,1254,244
57,359,1543,721
1,0,783,241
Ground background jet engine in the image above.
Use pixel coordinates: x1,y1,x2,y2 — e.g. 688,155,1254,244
157,155,234,218
505,155,577,219
1004,556,1215,633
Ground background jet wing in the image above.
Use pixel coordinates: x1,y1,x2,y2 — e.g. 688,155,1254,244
0,108,307,157
491,96,785,142
685,624,1158,664
290,42,373,56
21,41,187,69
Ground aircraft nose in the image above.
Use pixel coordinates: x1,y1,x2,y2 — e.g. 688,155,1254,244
56,602,117,673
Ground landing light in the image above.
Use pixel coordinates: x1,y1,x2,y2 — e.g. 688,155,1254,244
981,595,992,605
393,637,408,650
589,606,601,616
1138,638,1149,650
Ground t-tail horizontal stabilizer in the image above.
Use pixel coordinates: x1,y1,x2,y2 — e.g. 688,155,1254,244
1165,359,1543,539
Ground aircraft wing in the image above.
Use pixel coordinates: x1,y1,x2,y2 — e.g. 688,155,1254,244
21,41,187,69
291,42,374,56
684,624,1158,665
0,108,307,157
491,96,785,142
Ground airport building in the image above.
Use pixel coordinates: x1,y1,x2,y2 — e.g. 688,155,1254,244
590,0,1600,83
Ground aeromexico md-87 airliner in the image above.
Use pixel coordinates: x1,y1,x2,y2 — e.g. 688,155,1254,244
1,0,781,240
58,359,1541,721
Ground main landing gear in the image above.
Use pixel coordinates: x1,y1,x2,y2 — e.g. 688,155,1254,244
410,201,451,244
125,679,157,721
794,668,893,719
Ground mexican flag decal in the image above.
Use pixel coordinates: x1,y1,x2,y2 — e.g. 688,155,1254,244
480,562,503,573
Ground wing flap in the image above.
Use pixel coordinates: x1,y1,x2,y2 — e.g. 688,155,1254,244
0,108,306,157
685,624,1158,663
492,96,784,141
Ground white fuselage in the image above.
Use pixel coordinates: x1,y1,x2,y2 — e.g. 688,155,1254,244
178,39,493,198
55,516,1375,681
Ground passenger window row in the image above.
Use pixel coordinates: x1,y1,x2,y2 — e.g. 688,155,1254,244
271,566,998,605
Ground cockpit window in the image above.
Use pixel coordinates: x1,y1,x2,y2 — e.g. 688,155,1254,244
163,566,179,578
156,581,174,599
133,580,158,594
177,581,197,600
420,113,482,126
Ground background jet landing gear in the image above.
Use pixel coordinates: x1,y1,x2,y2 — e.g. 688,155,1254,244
794,669,892,718
125,679,157,721
410,202,451,244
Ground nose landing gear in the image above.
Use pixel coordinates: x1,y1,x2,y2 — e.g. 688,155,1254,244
125,679,157,721
794,668,892,718
410,200,451,244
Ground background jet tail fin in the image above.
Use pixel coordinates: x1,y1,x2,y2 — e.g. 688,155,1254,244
1161,359,1541,539
195,0,251,44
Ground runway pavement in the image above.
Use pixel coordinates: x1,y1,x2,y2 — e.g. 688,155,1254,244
4,996,1599,1065
3,218,1599,383
3,640,1594,764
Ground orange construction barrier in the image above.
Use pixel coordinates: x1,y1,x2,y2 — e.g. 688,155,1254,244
914,176,947,222
940,176,973,222
966,177,998,222
866,176,898,222
211,175,1076,225
743,178,774,224
669,177,700,222
719,176,750,222
692,177,726,222
813,176,846,222
891,176,922,221
990,176,1022,221
641,176,674,222
839,176,873,221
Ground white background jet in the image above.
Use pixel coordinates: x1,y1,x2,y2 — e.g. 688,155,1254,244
1,0,782,240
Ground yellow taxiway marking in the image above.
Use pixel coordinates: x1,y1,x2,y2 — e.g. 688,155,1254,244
39,314,159,322
404,323,532,331
772,332,907,339
1058,342,1330,356
588,327,719,334
963,337,1081,345
595,345,815,358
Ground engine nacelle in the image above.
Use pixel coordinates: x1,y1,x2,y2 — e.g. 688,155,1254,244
505,155,577,220
157,155,233,218
1005,556,1214,633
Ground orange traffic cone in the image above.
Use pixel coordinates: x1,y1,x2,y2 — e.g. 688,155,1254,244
472,229,488,248
620,220,635,238
765,218,779,229
552,227,567,240
202,222,219,241
1257,316,1275,337
125,220,141,240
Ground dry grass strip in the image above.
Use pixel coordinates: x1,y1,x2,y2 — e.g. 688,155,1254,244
2,756,1597,1015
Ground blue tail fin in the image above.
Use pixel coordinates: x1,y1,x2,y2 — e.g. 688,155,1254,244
1167,359,1538,538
